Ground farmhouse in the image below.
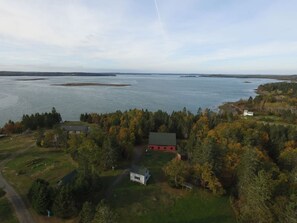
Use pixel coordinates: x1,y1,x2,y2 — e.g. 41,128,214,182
130,166,150,185
61,125,89,134
148,132,176,151
243,110,254,116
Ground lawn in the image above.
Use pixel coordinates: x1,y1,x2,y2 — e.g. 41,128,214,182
140,190,236,223
3,148,77,195
105,150,236,223
0,134,78,223
0,197,19,223
0,134,35,154
0,134,237,223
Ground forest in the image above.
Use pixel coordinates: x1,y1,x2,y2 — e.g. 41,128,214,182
1,82,297,223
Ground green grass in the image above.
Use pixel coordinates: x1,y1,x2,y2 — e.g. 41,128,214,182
3,147,77,196
104,150,236,223
140,190,236,223
0,134,237,223
0,133,78,223
0,134,77,196
0,134,35,154
0,197,19,223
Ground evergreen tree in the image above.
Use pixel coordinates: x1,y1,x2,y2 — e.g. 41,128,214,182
52,186,77,218
0,187,6,198
237,148,263,194
27,179,52,215
191,138,222,174
92,201,117,223
80,201,95,223
239,170,275,223
100,138,118,170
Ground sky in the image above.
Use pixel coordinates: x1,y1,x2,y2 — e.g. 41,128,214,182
0,0,297,74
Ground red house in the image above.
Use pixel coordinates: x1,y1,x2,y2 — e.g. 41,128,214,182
148,132,176,152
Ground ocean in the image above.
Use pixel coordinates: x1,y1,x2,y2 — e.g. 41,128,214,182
0,75,275,126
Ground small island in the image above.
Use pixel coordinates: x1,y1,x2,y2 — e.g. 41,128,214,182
15,78,49,81
52,82,131,87
180,75,198,78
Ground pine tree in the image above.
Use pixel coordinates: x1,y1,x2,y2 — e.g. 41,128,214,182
52,186,77,218
27,179,52,215
79,201,95,223
92,201,117,223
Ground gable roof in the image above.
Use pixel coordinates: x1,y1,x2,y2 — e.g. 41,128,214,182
61,125,89,133
58,170,78,185
149,132,176,146
130,166,149,176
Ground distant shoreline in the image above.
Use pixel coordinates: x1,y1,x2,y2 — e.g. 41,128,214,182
199,74,297,81
0,71,116,77
52,83,131,87
0,71,296,80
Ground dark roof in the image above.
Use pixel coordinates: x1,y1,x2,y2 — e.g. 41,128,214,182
61,125,89,133
130,166,149,175
149,132,176,146
58,170,77,185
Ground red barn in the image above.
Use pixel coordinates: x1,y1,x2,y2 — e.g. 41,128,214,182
148,132,176,152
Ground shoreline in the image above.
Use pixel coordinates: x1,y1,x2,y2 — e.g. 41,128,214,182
0,71,296,81
199,74,297,81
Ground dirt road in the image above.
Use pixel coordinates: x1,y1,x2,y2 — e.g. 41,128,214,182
105,146,144,199
0,144,36,223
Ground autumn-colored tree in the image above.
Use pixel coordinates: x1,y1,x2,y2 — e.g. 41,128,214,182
192,163,225,195
163,159,190,187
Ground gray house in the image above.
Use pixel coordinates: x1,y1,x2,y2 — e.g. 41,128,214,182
61,125,89,134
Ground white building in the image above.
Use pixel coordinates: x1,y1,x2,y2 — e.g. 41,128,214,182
243,110,254,116
130,166,150,185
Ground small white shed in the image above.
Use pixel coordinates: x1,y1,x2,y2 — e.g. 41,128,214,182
243,110,254,116
130,166,150,185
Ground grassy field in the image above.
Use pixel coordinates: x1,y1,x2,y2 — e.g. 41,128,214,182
106,150,236,223
0,133,78,223
0,134,35,155
0,197,19,223
0,134,77,196
140,190,236,223
0,134,237,223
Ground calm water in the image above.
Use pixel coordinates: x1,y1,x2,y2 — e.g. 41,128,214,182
0,75,274,126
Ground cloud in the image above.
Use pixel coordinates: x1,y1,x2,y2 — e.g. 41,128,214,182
0,0,296,73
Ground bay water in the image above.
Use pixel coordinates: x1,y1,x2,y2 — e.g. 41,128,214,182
0,75,275,127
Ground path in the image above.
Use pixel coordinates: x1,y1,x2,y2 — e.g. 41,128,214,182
0,142,36,223
105,145,144,199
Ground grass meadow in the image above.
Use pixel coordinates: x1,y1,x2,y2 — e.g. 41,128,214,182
0,133,236,223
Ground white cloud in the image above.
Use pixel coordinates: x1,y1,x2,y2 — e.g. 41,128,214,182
0,0,296,73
